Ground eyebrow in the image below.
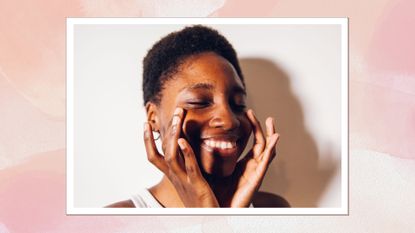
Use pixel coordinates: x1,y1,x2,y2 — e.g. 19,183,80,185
232,85,247,95
185,83,215,91
180,82,247,95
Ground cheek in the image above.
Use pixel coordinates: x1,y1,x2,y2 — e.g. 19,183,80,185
182,118,202,139
181,118,204,158
181,110,207,137
239,115,252,138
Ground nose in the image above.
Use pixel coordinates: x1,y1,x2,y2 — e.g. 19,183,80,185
209,104,240,130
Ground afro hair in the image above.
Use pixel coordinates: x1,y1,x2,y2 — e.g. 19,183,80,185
142,25,244,105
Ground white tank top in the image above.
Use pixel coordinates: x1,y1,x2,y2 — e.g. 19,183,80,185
131,189,163,208
131,189,254,208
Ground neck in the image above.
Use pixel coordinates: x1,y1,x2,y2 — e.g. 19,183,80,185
149,176,185,208
149,174,236,207
203,173,237,206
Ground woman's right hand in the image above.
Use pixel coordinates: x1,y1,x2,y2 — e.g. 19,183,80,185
143,107,219,207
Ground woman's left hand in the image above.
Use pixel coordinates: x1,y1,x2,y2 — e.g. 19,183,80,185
225,109,280,207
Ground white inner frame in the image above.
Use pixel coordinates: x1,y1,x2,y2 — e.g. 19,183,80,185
66,17,349,215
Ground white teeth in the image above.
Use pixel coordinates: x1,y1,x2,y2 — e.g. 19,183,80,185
215,141,220,148
203,140,236,149
220,142,226,149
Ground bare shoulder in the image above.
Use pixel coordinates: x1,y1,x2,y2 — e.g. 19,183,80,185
252,191,290,208
105,199,135,208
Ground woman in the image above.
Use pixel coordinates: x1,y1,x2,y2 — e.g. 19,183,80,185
108,25,289,208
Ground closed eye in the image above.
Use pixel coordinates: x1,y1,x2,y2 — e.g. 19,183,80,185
233,104,247,112
186,101,211,109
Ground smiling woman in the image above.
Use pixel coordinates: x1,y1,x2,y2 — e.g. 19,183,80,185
106,25,289,208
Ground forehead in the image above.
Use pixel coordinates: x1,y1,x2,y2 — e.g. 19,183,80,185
173,52,245,90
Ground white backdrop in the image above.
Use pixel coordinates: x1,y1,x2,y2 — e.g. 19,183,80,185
72,22,343,208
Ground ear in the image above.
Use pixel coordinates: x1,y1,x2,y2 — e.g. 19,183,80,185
145,102,160,132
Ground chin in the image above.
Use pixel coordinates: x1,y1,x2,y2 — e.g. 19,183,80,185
196,139,244,177
200,156,238,177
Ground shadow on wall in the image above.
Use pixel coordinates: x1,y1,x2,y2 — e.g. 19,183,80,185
240,58,339,207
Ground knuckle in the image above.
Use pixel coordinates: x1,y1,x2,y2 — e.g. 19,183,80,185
165,154,176,164
171,125,178,135
186,164,194,173
147,155,157,163
165,156,173,164
167,170,178,182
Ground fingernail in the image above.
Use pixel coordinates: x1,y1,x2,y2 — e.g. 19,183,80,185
172,108,182,125
178,139,185,149
143,123,150,138
174,108,182,115
172,116,179,125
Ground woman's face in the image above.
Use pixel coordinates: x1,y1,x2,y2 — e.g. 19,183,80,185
152,52,252,177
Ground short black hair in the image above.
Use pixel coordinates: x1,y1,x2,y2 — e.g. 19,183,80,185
142,25,244,106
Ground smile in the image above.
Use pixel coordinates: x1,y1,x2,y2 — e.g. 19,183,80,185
202,139,237,149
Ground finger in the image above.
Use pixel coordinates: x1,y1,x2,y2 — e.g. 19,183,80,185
265,117,275,137
264,117,276,160
262,133,280,164
164,107,186,174
246,109,266,156
255,134,279,177
143,122,168,173
178,138,204,182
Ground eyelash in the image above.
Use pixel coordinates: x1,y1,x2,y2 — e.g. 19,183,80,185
234,104,246,111
186,101,246,112
186,101,211,109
